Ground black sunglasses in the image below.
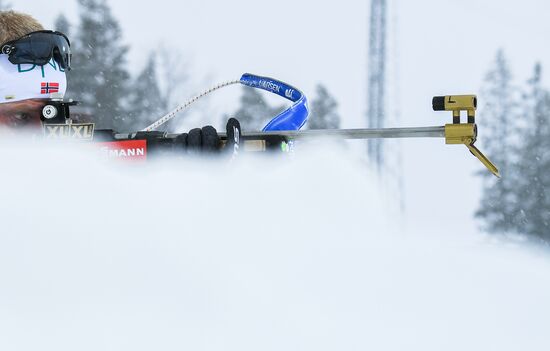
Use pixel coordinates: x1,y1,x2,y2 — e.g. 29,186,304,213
1,30,71,71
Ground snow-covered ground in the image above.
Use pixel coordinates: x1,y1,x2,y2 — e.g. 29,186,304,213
1,137,549,351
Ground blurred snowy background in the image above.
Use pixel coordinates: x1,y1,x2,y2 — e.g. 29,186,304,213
1,0,550,350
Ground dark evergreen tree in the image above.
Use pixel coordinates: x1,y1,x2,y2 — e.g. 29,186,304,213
0,1,10,10
54,14,71,36
476,50,521,233
125,53,167,131
233,87,284,131
515,64,550,241
155,46,189,111
308,84,340,129
68,0,130,130
151,46,190,132
54,14,72,86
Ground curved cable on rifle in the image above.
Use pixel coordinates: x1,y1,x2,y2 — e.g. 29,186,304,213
141,79,240,132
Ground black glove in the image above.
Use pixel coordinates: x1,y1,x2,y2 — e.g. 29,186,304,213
174,118,242,155
142,119,241,156
175,125,220,153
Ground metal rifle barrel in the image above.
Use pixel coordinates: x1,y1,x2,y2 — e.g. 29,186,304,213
218,126,446,140
113,126,446,141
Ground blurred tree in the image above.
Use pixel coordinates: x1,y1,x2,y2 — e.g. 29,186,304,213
153,46,191,132
54,14,72,86
233,87,284,131
155,46,189,111
476,50,522,233
54,14,71,36
125,53,167,131
0,1,11,10
515,63,550,241
68,0,130,130
308,84,340,129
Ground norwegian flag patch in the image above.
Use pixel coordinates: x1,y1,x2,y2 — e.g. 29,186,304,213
41,82,60,94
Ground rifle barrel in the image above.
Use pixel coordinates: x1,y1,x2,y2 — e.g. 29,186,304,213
114,126,446,141
218,126,446,140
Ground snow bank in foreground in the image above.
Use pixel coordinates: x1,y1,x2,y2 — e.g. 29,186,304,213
0,137,549,351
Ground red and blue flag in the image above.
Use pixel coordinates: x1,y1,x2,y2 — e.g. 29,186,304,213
40,82,60,94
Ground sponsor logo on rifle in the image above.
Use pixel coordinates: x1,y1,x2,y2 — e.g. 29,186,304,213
96,140,147,161
285,89,295,99
44,123,95,140
233,127,240,154
258,79,281,93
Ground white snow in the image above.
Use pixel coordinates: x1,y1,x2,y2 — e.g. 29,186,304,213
0,136,549,351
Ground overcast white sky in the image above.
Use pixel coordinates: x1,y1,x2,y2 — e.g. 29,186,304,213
8,0,550,231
